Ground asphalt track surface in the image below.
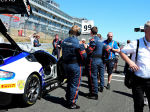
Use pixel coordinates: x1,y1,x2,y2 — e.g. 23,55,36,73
0,58,149,112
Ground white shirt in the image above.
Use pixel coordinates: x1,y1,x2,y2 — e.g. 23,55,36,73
0,37,4,43
115,48,120,56
121,37,150,78
30,37,34,47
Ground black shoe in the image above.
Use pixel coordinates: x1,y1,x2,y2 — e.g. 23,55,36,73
106,83,110,90
98,87,104,92
86,93,98,100
68,104,80,109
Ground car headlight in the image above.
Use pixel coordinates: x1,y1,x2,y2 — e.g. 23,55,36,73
0,70,15,80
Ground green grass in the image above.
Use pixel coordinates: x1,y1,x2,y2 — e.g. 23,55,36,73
46,48,53,54
46,48,62,58
9,28,54,43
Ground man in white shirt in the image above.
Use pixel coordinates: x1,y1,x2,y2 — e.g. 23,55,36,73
29,33,37,47
0,36,4,43
120,21,150,112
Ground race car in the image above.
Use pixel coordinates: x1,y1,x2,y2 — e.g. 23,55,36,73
0,0,65,106
0,19,65,106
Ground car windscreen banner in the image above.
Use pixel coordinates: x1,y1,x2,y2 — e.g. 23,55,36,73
0,0,32,16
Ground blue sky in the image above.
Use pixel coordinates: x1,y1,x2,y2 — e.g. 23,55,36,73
54,0,150,42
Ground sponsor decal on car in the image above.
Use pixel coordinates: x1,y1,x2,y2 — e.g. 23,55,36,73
0,83,16,89
17,80,25,90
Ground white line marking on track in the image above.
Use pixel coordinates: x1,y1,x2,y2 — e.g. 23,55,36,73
104,78,124,82
104,74,125,78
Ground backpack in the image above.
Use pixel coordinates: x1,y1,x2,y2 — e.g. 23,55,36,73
124,39,139,89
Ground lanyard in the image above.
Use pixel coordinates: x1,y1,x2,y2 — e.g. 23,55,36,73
110,41,114,59
143,38,150,51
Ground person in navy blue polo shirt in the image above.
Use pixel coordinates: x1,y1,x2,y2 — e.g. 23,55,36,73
103,32,120,89
33,35,41,47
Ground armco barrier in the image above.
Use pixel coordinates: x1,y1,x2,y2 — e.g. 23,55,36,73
17,42,52,50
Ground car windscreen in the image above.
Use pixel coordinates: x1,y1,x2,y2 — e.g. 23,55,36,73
0,32,10,44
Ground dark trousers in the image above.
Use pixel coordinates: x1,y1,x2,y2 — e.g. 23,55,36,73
132,75,150,112
64,63,82,105
87,58,104,94
52,48,60,59
105,59,115,75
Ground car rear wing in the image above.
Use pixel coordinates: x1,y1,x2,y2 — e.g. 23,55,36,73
0,0,32,16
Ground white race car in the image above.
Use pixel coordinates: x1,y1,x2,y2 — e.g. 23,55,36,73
0,19,65,106
0,0,65,106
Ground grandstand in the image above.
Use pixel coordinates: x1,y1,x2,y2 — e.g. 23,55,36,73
0,0,86,40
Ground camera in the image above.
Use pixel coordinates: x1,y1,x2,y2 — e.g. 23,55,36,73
134,27,144,32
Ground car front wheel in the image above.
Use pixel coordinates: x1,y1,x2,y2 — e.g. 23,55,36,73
22,74,41,105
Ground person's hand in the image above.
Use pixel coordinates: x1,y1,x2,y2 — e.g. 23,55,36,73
57,45,60,47
84,44,87,49
111,48,114,51
79,41,82,44
129,61,139,71
107,45,112,49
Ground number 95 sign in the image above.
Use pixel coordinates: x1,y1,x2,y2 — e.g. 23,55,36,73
82,20,94,34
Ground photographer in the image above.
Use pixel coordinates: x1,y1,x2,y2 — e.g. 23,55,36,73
33,35,41,47
120,21,150,112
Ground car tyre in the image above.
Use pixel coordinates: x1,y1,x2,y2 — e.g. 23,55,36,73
22,74,41,106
